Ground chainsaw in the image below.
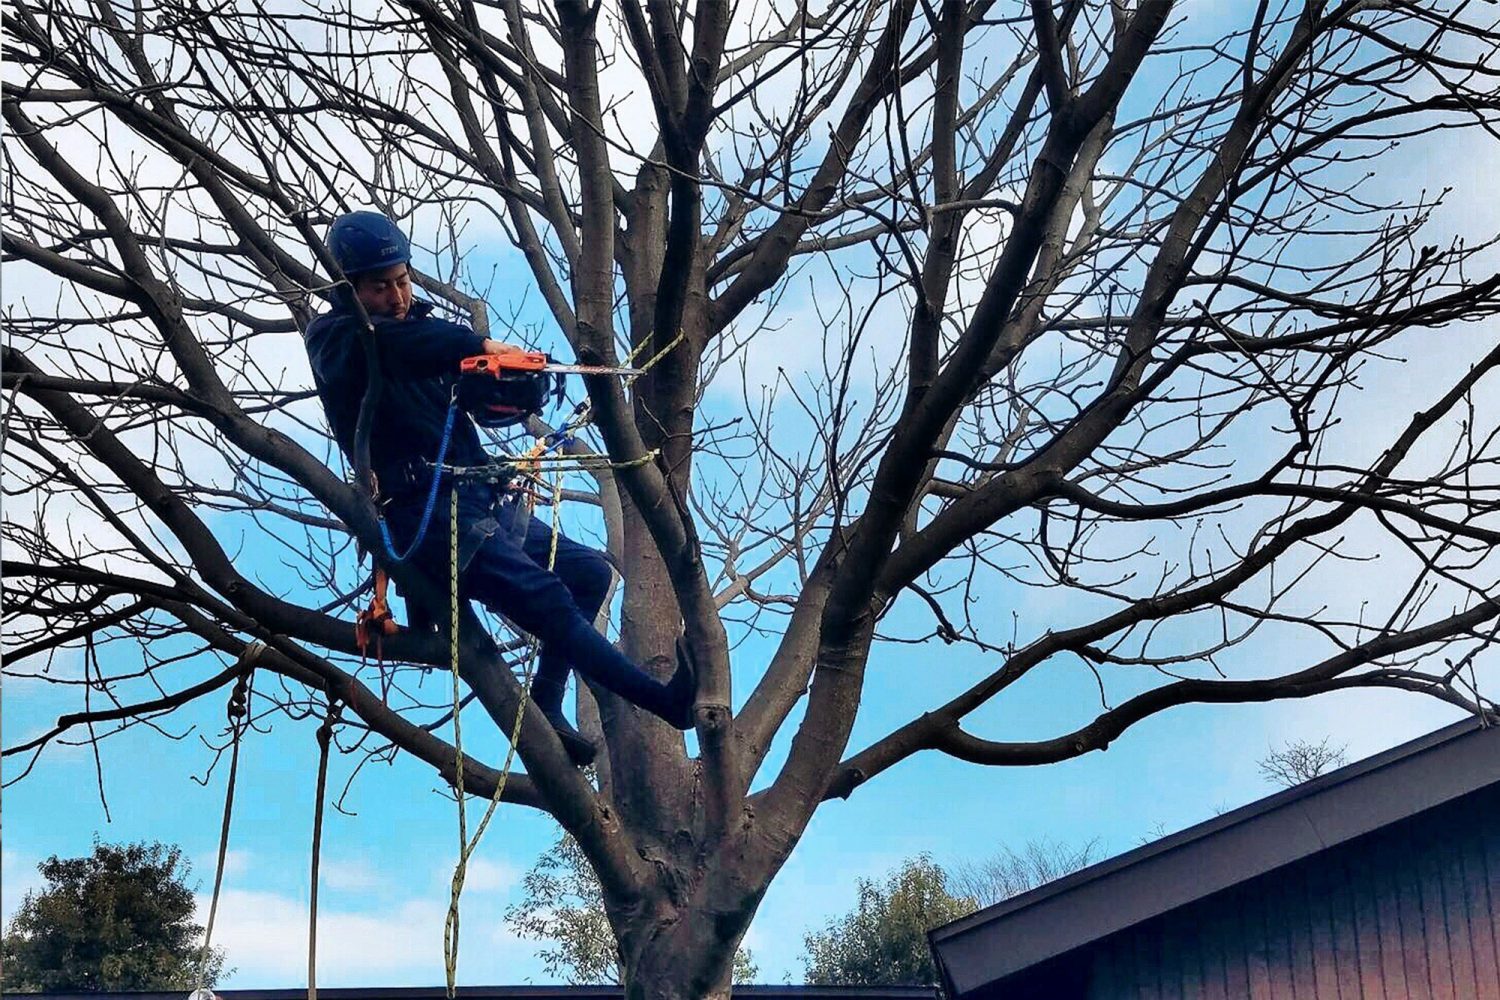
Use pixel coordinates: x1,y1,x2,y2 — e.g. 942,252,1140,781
457,351,639,428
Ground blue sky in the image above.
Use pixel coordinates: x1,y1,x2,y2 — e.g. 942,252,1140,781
0,623,1471,984
6,1,1500,988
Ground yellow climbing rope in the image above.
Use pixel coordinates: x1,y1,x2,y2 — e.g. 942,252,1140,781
442,467,565,996
438,329,681,995
632,329,685,373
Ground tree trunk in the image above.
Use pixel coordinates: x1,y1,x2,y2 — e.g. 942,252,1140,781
619,906,741,1000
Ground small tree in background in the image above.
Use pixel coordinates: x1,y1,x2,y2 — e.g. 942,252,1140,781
802,854,976,987
948,837,1099,906
1,840,226,992
505,833,758,985
1259,737,1349,788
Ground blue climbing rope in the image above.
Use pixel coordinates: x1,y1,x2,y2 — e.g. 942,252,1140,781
378,395,459,564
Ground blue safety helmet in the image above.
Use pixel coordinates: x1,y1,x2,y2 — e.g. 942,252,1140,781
327,211,411,277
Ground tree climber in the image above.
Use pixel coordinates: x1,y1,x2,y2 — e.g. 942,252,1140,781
303,211,695,766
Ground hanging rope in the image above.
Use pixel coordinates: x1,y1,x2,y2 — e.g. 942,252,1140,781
196,641,263,993
435,330,682,996
469,472,562,852
443,484,466,995
442,462,566,997
308,698,340,1000
378,393,460,565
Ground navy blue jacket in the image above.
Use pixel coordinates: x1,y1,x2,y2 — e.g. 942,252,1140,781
304,297,488,496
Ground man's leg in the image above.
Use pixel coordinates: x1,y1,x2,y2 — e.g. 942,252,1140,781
513,512,613,715
460,523,693,730
505,513,614,764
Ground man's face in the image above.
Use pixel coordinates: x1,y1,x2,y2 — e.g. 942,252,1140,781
353,263,413,320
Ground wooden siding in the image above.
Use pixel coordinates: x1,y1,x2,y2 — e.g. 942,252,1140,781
1086,784,1500,1000
988,784,1500,999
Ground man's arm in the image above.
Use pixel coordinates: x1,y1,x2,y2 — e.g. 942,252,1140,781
368,314,518,377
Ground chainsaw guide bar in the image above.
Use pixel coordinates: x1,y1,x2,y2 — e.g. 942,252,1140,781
459,352,640,379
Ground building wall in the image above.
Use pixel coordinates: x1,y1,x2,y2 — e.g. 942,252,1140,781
1070,784,1500,1000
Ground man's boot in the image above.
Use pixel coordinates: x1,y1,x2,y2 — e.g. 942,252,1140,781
612,642,698,730
538,620,698,731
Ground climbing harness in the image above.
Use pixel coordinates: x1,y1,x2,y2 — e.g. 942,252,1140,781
354,345,660,652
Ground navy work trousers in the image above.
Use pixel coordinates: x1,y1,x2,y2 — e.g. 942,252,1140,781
385,486,670,714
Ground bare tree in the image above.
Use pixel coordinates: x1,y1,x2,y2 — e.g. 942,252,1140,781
6,2,1500,996
949,837,1100,906
1259,736,1349,788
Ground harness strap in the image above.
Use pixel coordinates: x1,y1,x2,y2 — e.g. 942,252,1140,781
457,516,501,574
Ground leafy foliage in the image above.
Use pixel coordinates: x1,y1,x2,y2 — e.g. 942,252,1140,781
1,840,226,992
505,833,757,985
802,854,976,987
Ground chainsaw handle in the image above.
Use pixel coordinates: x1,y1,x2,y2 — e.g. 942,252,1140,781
460,351,550,376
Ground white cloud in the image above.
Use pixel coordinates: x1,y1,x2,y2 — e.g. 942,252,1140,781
190,847,254,889
194,842,538,989
317,855,385,893
1263,684,1469,764
201,889,439,983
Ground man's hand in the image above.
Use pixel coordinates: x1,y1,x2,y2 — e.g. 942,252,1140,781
482,339,525,355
